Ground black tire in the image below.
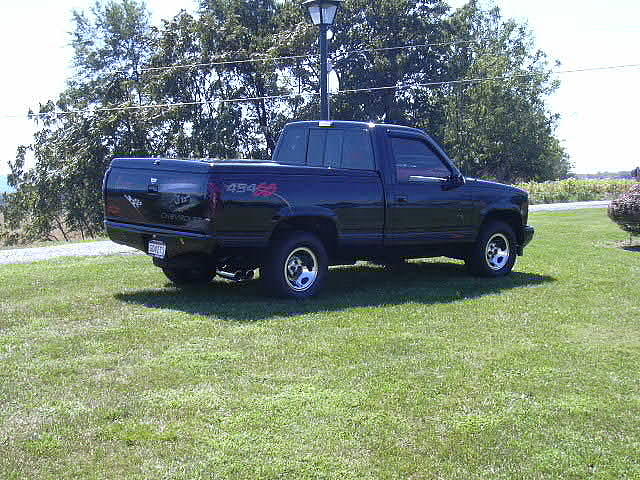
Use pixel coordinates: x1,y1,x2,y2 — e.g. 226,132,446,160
162,256,216,286
260,232,328,299
465,221,517,277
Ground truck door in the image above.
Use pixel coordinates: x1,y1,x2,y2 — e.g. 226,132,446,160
385,132,474,246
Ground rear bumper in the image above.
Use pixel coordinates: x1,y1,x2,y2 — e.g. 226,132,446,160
105,220,216,257
517,225,535,255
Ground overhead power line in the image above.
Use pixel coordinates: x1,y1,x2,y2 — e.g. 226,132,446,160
339,40,477,57
2,63,639,120
338,63,640,94
138,53,313,73
114,40,478,75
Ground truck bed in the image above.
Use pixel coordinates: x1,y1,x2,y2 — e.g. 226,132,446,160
104,157,385,251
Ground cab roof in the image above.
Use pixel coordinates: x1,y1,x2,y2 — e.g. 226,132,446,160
285,120,427,136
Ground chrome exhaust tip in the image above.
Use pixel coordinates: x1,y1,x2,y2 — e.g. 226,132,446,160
217,269,254,282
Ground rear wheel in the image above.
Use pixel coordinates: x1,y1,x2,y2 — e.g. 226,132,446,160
466,221,517,277
261,232,328,298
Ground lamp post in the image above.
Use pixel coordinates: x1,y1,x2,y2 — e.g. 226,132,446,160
303,0,343,121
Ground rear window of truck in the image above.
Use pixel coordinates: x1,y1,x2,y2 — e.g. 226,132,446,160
276,127,375,170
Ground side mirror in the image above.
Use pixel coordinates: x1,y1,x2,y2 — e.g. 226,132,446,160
441,173,465,190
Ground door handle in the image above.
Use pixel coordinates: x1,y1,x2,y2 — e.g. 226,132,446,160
396,195,408,204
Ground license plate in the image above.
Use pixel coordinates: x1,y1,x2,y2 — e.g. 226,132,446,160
148,240,166,259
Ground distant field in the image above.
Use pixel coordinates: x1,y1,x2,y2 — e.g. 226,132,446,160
1,209,639,479
0,210,106,249
515,179,636,204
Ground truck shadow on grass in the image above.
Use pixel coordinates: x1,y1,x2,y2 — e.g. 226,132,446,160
115,261,555,322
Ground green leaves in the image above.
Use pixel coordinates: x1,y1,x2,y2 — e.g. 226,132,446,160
441,3,569,182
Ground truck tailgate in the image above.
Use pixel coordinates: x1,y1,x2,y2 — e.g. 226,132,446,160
104,158,214,234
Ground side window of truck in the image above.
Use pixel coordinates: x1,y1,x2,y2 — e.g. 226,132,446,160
391,137,451,183
277,128,307,165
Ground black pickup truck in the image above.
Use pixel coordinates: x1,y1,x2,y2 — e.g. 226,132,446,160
104,120,534,298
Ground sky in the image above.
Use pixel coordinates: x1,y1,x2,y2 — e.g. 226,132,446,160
0,0,639,176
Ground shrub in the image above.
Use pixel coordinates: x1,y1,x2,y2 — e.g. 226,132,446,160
608,184,640,236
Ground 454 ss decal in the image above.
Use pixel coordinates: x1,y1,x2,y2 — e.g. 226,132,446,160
225,182,279,197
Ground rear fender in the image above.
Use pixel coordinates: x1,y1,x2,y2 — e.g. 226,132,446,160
270,208,339,254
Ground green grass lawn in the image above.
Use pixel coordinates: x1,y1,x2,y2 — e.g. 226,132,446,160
1,209,638,479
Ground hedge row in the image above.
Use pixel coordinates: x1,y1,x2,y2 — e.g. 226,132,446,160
515,179,636,205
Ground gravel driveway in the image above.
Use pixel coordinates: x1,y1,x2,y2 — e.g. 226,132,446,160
0,201,610,265
529,200,610,212
0,241,140,265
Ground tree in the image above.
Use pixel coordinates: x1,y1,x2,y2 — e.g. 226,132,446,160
329,0,451,125
440,1,571,181
4,0,155,242
2,0,571,244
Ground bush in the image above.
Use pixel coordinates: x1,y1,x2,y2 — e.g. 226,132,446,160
608,184,640,236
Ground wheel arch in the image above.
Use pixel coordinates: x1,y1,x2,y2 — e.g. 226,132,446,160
480,208,524,250
269,214,338,256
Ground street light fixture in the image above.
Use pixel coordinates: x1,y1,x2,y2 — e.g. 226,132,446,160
303,0,343,120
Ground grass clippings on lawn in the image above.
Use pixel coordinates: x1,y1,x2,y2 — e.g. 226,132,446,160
0,209,638,479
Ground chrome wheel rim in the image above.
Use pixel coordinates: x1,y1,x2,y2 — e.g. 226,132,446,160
284,247,318,292
485,233,510,271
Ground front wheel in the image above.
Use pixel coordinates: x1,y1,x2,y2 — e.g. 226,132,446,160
260,232,328,298
465,221,517,277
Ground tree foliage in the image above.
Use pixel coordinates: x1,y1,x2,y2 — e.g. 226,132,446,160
1,0,571,244
441,2,569,182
